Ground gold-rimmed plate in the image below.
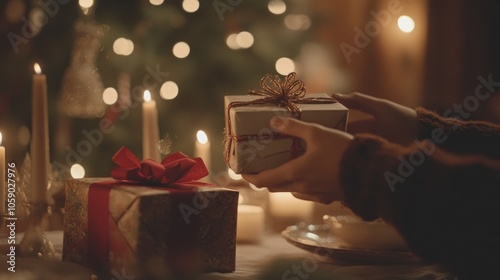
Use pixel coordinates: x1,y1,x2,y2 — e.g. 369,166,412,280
281,223,423,265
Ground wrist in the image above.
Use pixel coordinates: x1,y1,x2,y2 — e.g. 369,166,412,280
338,134,392,221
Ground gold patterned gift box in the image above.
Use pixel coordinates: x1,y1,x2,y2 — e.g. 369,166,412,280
63,178,238,278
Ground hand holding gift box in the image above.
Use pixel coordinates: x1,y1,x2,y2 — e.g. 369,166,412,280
224,73,348,174
63,147,238,278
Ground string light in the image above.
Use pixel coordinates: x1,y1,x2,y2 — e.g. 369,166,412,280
160,81,179,100
149,0,164,6
226,33,239,50
182,0,200,13
284,14,311,30
398,15,415,33
235,31,254,49
113,38,134,56
173,41,190,58
268,0,286,15
275,57,295,75
78,0,94,9
102,87,118,105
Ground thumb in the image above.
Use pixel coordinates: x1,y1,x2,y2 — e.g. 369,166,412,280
269,116,311,139
331,92,383,116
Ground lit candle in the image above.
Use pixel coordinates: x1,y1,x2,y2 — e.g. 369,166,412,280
0,132,5,213
269,192,314,221
195,130,211,172
31,63,49,203
142,90,161,161
237,205,264,243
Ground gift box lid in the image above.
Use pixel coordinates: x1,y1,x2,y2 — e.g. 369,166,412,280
225,93,348,136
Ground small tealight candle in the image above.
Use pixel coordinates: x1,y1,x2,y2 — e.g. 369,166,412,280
236,205,264,243
269,192,314,221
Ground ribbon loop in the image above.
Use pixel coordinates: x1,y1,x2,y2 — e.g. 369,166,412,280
111,147,209,186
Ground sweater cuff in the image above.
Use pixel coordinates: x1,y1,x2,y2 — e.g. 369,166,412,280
339,134,400,221
415,107,443,140
416,107,450,141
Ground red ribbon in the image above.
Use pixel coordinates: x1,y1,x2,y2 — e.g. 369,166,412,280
111,146,209,186
88,147,209,271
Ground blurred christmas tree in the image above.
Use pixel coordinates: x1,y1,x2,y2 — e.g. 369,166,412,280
0,0,344,178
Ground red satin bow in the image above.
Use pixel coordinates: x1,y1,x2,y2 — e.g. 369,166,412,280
111,147,209,186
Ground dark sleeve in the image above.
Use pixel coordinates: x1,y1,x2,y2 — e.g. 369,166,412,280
417,107,500,158
339,134,500,279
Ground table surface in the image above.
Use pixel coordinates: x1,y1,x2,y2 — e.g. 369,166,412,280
0,231,452,280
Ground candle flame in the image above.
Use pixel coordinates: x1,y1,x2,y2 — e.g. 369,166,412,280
34,63,42,74
70,164,85,179
196,130,208,144
144,90,151,102
0,132,3,146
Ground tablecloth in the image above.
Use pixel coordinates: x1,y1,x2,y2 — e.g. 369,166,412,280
0,231,453,280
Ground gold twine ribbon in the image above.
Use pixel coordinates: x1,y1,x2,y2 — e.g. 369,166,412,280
224,72,337,167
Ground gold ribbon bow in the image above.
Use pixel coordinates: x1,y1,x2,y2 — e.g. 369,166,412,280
224,72,336,167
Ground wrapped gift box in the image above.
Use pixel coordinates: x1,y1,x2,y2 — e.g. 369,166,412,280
225,93,348,174
63,178,238,278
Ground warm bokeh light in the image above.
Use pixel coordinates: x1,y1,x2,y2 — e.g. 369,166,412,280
5,0,25,23
102,87,118,105
226,33,239,50
70,164,85,179
28,8,44,36
173,41,190,58
236,31,254,49
182,0,200,13
268,0,286,15
398,15,415,33
228,167,243,180
113,38,134,56
149,0,164,6
238,194,243,205
34,63,41,74
196,130,208,144
0,132,3,146
284,14,311,30
284,14,302,30
78,0,94,9
18,126,30,146
275,57,295,75
160,81,179,100
301,16,312,30
144,90,152,102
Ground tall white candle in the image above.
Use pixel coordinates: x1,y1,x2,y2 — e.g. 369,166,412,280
142,90,161,161
237,205,264,243
195,130,211,172
0,132,5,213
31,63,49,203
